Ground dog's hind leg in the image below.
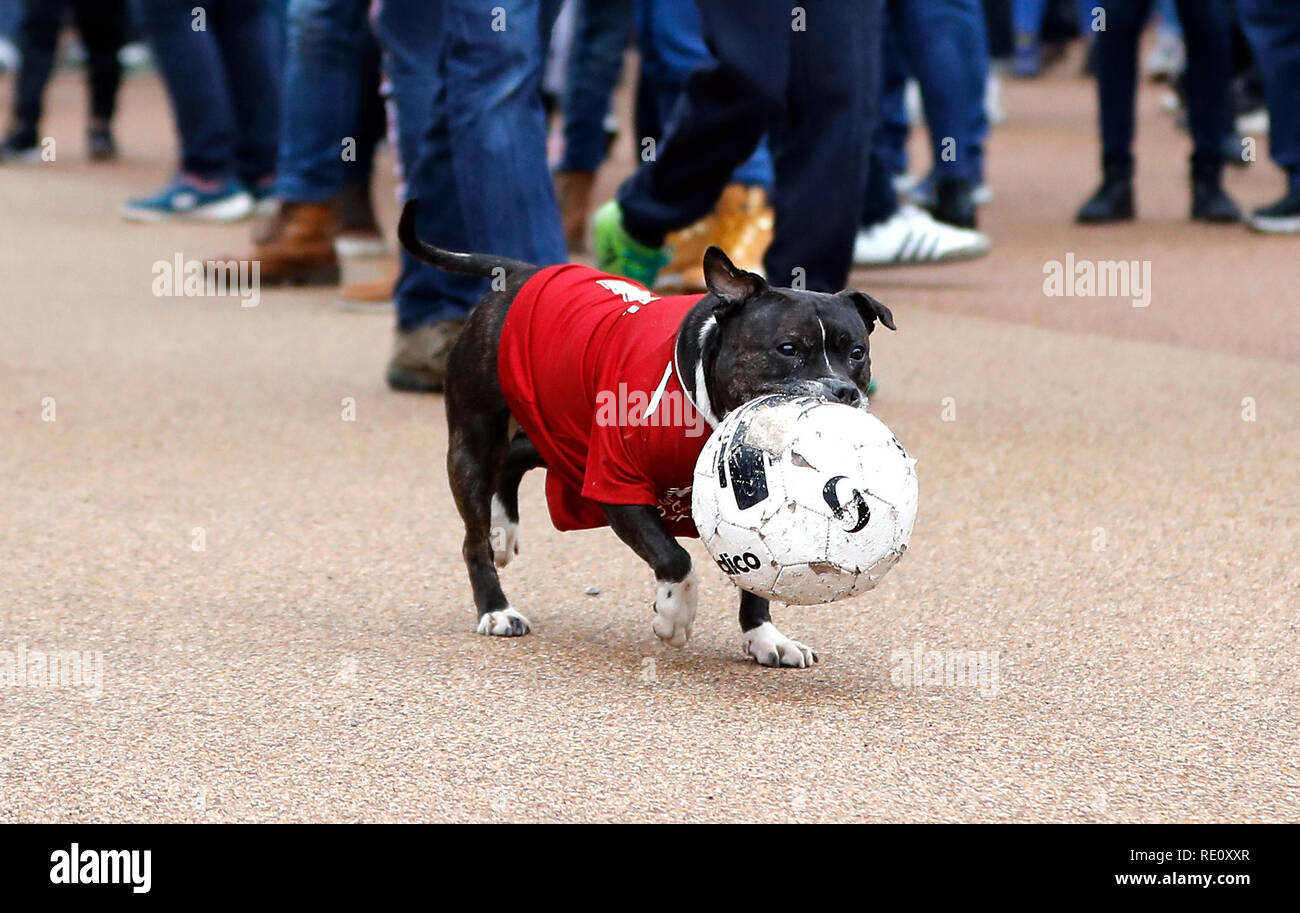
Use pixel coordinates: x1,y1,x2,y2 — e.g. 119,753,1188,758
447,407,530,636
490,432,545,568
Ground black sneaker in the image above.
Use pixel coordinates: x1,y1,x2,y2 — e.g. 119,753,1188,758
88,125,117,162
1077,161,1135,224
1248,187,1300,234
0,128,41,162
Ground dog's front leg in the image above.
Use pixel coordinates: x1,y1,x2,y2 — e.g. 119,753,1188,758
739,590,817,668
604,505,696,647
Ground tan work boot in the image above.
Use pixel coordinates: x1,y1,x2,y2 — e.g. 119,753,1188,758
554,170,596,252
338,273,396,313
657,184,772,293
236,201,341,286
657,211,718,293
712,184,773,279
386,319,466,393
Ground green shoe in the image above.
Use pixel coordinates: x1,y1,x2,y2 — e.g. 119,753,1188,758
592,200,670,288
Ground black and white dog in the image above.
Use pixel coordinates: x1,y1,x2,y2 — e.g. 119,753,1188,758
399,201,894,667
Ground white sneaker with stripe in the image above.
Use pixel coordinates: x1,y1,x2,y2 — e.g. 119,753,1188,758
853,204,991,267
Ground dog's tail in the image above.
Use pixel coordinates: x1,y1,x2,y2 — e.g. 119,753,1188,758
397,199,535,279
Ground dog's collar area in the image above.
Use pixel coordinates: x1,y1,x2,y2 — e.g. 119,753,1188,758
691,361,720,430
673,314,720,430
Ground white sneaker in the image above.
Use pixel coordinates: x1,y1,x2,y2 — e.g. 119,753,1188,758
853,204,991,267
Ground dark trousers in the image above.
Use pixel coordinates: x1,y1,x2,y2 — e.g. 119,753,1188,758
634,0,773,188
617,0,882,292
132,0,282,181
12,0,127,134
1092,0,1233,167
1236,0,1300,190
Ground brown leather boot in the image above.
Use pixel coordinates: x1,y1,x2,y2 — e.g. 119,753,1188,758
554,170,596,252
234,201,341,286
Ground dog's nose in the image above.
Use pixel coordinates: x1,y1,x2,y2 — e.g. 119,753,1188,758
824,380,862,406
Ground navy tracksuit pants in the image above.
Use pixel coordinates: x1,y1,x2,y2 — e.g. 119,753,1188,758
1236,0,1300,191
617,0,883,292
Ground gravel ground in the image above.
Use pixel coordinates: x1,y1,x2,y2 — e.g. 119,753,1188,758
1,63,1296,823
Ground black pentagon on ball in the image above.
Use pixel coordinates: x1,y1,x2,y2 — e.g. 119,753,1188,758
725,443,770,509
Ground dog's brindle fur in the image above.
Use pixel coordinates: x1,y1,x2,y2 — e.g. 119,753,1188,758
399,200,895,667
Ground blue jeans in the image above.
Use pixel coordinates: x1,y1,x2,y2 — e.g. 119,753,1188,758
132,0,282,181
1237,0,1300,190
636,0,772,189
558,0,633,174
863,0,989,225
375,0,566,329
1156,0,1182,36
0,0,21,40
1011,0,1093,36
275,0,379,202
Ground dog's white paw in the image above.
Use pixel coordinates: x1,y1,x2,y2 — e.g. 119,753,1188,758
490,495,520,568
651,571,697,648
742,622,817,668
476,607,531,637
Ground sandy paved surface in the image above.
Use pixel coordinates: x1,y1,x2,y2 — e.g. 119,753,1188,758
1,63,1297,822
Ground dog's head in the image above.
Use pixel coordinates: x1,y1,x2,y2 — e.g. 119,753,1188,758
677,247,895,423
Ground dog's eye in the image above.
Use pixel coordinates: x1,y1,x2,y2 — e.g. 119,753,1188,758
849,345,867,361
777,342,799,357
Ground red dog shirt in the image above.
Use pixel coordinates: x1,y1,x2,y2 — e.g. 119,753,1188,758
497,264,712,538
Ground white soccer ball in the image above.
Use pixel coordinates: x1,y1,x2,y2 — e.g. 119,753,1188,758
692,395,918,605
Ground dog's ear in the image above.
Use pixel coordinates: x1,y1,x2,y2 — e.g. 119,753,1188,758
838,289,896,334
703,246,766,317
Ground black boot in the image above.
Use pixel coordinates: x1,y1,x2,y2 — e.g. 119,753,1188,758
1190,158,1241,223
930,178,977,229
1077,159,1134,223
87,120,117,162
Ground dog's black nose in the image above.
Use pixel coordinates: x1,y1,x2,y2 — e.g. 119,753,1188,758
825,380,862,406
